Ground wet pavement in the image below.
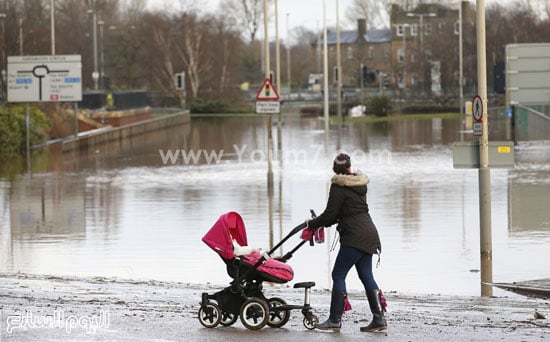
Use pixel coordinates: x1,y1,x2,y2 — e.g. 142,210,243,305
0,273,548,341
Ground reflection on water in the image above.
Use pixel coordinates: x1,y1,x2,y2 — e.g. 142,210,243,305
0,115,548,296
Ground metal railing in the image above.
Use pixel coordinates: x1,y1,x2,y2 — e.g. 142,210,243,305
514,104,550,141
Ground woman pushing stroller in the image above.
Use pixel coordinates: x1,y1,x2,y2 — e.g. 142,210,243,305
306,153,387,333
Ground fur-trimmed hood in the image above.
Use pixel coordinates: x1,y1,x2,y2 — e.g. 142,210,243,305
331,170,369,187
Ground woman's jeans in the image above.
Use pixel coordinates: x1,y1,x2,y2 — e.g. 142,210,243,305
332,246,378,293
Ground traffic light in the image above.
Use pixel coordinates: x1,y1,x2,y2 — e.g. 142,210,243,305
367,70,376,83
360,66,376,86
361,66,368,86
383,74,390,89
175,72,185,90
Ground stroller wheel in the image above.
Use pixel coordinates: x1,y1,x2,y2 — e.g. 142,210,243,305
303,313,319,330
198,301,222,328
220,311,238,327
267,297,291,328
239,297,269,330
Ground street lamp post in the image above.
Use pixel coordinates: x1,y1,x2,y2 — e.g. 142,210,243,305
336,0,342,120
401,23,409,98
0,13,6,99
50,0,55,54
98,20,104,89
286,13,291,93
459,0,464,114
322,0,329,135
87,7,99,90
92,11,98,90
407,12,436,96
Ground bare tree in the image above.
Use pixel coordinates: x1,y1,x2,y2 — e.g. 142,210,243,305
171,14,216,98
140,12,180,100
209,16,242,96
345,0,391,29
219,0,264,42
120,0,146,22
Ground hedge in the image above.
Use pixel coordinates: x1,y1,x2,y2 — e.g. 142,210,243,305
0,105,51,157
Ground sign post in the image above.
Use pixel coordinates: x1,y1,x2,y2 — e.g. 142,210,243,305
7,55,83,172
475,0,493,297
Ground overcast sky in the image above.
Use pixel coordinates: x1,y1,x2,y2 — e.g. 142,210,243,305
146,0,517,41
147,0,356,31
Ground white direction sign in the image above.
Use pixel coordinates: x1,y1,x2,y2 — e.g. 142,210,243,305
256,101,280,114
7,55,82,103
473,122,483,136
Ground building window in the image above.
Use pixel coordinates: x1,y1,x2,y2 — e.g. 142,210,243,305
454,21,460,34
347,46,354,59
398,48,405,63
368,46,374,59
411,24,418,36
424,23,432,35
439,22,446,32
397,24,405,36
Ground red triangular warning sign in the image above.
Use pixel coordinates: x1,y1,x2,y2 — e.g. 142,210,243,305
256,78,280,101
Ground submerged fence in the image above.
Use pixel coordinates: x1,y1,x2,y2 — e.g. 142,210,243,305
514,104,550,141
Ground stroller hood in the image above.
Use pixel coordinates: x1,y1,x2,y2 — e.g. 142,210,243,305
202,212,247,260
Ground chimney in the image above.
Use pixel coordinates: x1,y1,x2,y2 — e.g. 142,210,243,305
357,18,367,37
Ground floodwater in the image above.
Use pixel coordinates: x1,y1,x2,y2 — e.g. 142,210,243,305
0,114,548,296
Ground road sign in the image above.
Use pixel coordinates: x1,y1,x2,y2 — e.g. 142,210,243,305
256,101,280,114
7,55,82,103
473,122,483,136
472,94,483,122
256,78,280,100
255,78,280,114
505,107,513,118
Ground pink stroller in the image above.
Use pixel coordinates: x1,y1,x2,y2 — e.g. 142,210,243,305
198,211,320,330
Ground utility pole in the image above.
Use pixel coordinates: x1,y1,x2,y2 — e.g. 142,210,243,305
336,0,342,120
19,18,23,55
322,0,329,137
275,0,282,162
92,10,98,90
50,0,55,54
476,0,493,297
402,24,408,98
263,0,274,249
286,13,291,93
459,0,464,114
87,0,99,90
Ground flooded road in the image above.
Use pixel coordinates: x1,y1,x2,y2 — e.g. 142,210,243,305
0,115,548,296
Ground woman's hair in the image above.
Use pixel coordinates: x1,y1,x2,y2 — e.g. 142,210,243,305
332,153,351,174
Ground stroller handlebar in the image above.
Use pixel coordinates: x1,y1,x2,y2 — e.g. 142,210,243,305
268,221,307,255
267,209,317,257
